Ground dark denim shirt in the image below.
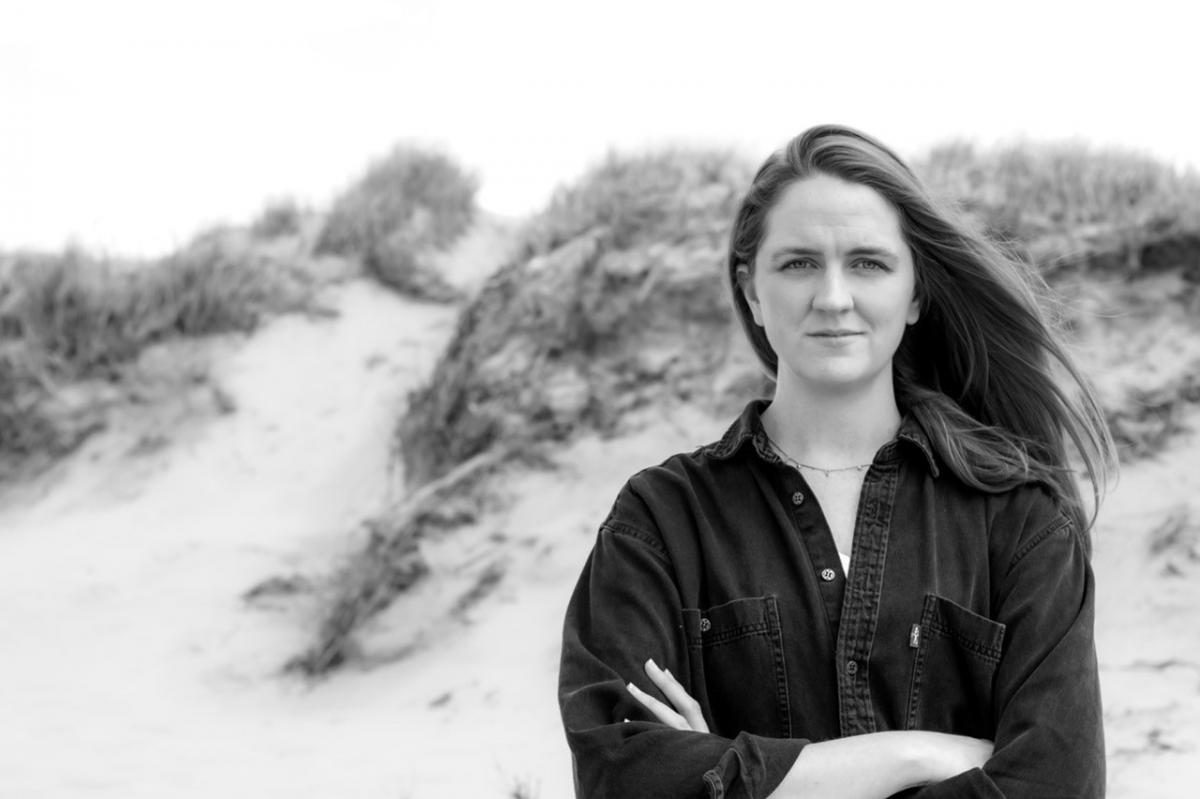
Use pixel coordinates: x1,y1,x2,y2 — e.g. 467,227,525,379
559,400,1103,798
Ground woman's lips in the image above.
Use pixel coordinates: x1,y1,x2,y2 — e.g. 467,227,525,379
807,331,864,347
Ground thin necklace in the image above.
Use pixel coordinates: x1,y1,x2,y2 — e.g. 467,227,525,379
766,435,873,478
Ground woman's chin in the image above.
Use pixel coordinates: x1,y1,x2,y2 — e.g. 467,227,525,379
780,363,892,396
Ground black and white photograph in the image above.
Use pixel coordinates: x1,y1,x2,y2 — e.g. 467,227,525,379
2,1,1197,796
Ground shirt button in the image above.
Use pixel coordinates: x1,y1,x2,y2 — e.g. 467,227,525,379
700,618,711,633
791,491,805,506
845,659,859,676
820,568,836,582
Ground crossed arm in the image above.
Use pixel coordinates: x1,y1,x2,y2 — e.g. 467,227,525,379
628,658,993,799
563,504,1103,797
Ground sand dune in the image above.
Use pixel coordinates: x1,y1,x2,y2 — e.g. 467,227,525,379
1,274,1196,797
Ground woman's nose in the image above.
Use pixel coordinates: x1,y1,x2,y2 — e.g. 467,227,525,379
812,266,853,312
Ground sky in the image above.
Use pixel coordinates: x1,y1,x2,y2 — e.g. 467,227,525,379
3,0,1197,258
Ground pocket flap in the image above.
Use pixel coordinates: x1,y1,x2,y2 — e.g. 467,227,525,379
684,595,778,648
922,594,1006,663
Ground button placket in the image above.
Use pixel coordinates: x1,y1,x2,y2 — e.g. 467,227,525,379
833,462,898,736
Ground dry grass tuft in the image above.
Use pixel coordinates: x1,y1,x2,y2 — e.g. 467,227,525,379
520,148,752,255
915,140,1200,277
289,448,510,677
1146,505,1200,577
507,776,540,799
250,197,307,241
314,145,476,300
1105,363,1200,461
0,240,310,478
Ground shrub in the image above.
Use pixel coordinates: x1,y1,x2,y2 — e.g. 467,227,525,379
914,140,1200,276
521,148,751,255
0,243,292,376
1105,365,1200,460
250,197,305,240
314,146,477,298
0,352,80,470
136,237,300,341
0,241,307,476
288,448,506,676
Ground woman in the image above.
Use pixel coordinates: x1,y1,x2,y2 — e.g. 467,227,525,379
558,125,1114,798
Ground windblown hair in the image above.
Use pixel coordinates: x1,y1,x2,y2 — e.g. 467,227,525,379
727,125,1116,538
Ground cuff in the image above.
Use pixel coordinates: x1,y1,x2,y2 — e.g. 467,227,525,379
909,767,1004,799
703,732,807,799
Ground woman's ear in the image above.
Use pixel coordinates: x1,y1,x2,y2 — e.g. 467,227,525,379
907,274,923,325
736,264,764,326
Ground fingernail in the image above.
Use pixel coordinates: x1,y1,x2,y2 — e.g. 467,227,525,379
647,658,660,671
626,682,641,694
663,668,672,678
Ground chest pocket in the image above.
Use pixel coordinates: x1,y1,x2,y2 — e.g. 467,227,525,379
683,595,790,739
905,593,1006,738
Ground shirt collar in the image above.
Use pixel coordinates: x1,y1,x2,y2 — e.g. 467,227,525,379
703,398,941,478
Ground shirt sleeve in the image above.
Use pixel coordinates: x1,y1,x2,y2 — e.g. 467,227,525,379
911,512,1105,798
559,512,806,798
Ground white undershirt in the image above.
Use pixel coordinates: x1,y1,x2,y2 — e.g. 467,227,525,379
838,550,852,573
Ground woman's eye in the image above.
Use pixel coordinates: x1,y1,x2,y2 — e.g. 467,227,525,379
781,258,818,271
855,259,888,271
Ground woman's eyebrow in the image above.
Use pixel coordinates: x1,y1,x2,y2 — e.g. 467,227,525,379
768,245,899,259
845,246,900,259
768,246,822,260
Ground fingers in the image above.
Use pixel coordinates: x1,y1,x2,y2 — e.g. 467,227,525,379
626,682,689,730
643,659,709,733
624,659,710,733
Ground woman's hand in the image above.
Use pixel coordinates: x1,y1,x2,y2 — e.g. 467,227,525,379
625,658,709,733
915,731,994,782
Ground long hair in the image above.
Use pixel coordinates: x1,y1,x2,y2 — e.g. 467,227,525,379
727,125,1116,538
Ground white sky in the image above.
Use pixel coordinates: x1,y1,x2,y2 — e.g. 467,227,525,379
2,0,1197,257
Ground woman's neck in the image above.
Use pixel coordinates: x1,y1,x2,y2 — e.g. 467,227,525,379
762,374,903,468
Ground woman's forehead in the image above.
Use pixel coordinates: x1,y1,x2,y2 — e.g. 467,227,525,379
760,175,906,252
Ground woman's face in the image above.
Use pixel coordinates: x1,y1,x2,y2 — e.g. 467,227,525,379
739,173,919,395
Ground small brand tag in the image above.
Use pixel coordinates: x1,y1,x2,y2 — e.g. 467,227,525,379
909,623,921,649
